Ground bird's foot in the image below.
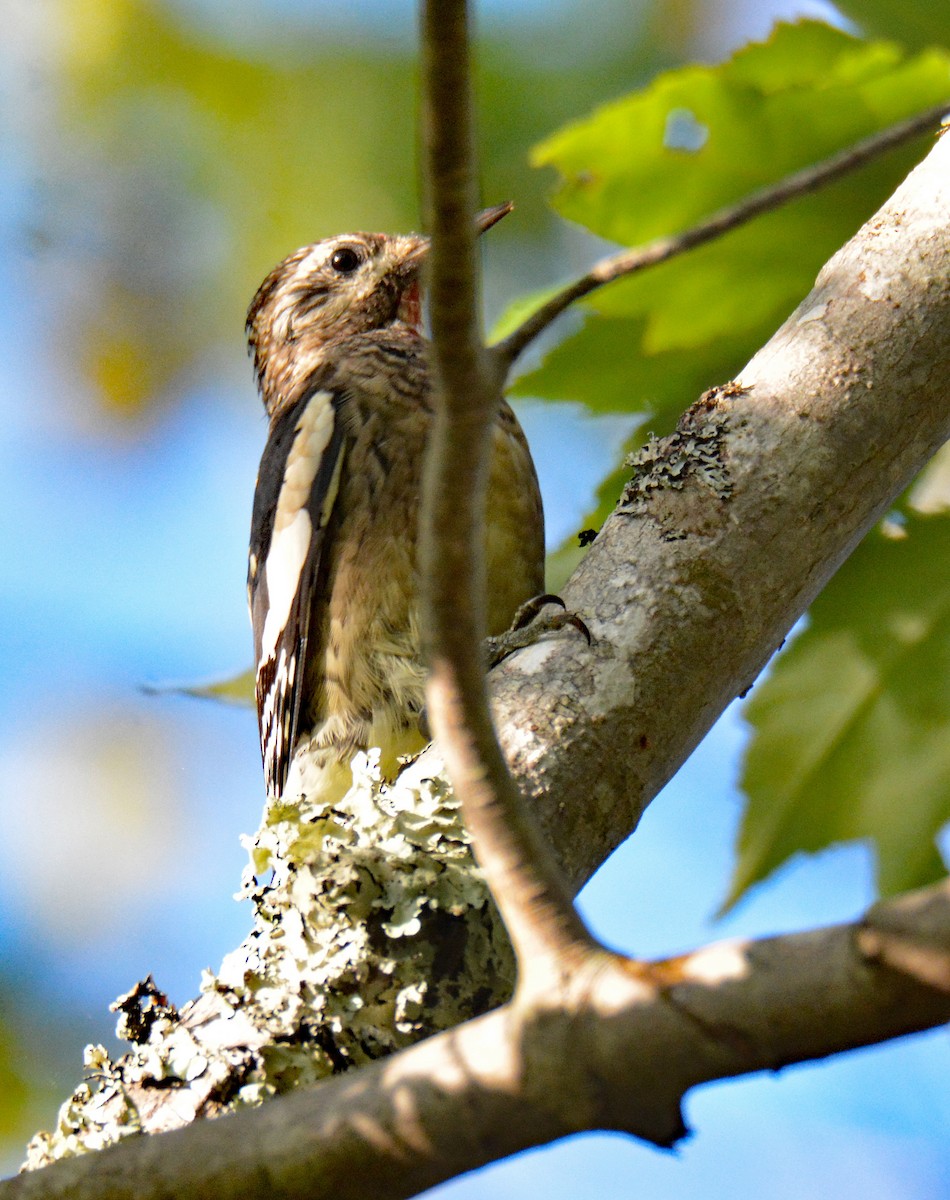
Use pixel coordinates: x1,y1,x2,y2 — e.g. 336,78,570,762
486,594,591,667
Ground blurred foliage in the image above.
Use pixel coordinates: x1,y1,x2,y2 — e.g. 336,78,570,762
834,0,950,51
145,666,256,705
0,1022,29,1142
0,995,83,1171
33,0,679,418
733,514,950,906
47,0,420,414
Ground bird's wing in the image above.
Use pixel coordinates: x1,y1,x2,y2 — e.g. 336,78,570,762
248,385,347,801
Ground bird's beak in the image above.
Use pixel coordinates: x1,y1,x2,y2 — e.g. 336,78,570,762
395,203,513,328
401,201,514,268
475,200,514,235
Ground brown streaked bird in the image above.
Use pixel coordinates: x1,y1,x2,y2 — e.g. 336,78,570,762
246,204,545,802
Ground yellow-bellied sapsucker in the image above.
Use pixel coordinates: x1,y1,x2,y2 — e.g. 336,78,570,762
246,206,544,802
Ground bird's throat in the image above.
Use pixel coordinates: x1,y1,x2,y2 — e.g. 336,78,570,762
397,282,422,331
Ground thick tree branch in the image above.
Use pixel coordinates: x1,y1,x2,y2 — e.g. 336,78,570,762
481,129,950,894
6,878,948,1200
419,0,594,977
495,102,949,367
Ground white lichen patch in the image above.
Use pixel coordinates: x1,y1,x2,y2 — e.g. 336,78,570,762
23,748,514,1171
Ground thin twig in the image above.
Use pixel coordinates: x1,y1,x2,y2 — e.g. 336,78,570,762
495,100,950,368
419,0,596,980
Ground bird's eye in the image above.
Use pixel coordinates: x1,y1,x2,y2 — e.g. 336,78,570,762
330,247,363,274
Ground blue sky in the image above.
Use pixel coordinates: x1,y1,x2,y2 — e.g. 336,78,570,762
1,0,947,1194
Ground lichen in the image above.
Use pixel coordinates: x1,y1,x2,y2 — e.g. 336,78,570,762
23,749,514,1170
623,420,730,506
621,386,738,511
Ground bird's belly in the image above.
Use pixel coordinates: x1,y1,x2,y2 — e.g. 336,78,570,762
307,403,543,761
318,525,425,754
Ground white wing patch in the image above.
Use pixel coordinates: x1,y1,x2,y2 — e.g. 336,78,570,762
259,391,336,660
261,509,312,660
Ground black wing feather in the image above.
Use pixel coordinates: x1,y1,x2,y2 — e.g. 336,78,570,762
248,385,346,800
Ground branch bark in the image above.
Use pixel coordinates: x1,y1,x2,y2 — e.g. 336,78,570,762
484,127,950,894
6,879,949,1200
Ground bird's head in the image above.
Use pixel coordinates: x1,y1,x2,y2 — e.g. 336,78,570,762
246,203,512,416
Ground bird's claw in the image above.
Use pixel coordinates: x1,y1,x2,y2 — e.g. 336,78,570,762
486,594,591,667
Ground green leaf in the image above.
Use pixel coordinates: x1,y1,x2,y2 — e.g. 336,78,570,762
729,514,950,909
510,307,761,419
529,23,950,358
489,283,566,343
514,21,950,412
834,1,950,51
513,21,950,571
142,669,255,707
534,22,950,247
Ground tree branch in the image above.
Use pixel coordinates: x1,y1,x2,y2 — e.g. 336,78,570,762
495,101,950,367
479,127,950,895
419,0,594,978
6,879,948,1200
